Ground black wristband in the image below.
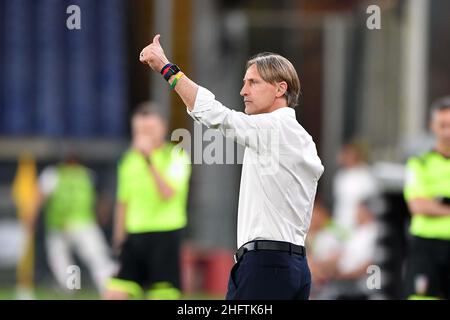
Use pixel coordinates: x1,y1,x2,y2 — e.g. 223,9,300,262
160,63,172,74
162,64,181,81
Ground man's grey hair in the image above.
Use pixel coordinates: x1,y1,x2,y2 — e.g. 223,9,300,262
246,52,301,108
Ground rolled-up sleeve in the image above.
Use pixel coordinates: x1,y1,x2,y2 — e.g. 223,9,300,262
187,86,278,151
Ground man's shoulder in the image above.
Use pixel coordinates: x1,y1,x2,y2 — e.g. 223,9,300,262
118,149,139,167
407,150,435,166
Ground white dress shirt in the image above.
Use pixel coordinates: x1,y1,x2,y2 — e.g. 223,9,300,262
188,86,324,248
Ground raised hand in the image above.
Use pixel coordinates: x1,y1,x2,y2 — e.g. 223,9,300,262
139,34,170,73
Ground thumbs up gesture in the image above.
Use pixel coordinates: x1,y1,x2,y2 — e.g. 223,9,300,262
139,34,170,73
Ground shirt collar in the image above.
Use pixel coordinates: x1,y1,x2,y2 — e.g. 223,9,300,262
271,107,296,118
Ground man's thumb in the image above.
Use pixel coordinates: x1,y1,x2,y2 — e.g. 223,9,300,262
153,34,161,46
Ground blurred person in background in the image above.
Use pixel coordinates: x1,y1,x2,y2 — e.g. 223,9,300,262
315,196,381,300
403,96,450,300
306,199,346,299
29,152,116,295
332,140,379,236
104,102,191,300
139,35,324,300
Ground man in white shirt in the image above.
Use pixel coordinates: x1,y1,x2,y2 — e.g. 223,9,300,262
139,35,324,299
333,142,379,234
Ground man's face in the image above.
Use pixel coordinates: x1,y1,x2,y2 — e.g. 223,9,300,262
240,64,279,115
431,108,450,147
132,114,167,145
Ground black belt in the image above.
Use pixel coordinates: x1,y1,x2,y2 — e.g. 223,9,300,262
234,240,306,263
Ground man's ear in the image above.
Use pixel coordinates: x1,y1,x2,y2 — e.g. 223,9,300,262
276,82,288,98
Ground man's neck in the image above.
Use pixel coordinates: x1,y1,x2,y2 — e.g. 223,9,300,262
267,98,289,113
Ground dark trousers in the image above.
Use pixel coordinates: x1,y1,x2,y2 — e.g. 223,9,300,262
116,230,181,290
404,236,450,299
226,249,311,300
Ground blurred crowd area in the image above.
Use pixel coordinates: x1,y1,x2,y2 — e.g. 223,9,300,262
0,0,449,299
